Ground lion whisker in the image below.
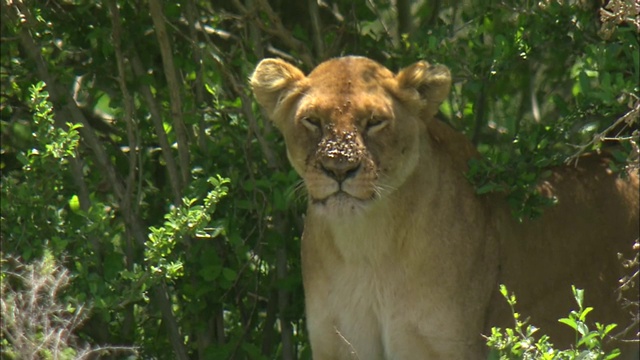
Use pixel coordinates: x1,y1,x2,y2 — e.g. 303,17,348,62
291,179,308,204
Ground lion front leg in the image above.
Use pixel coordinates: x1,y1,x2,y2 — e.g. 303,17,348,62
382,326,487,359
378,292,490,360
305,298,385,360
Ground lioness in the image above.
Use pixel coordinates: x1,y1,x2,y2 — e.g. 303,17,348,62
250,56,639,359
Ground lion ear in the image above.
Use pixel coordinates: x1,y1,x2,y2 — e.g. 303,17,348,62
396,61,451,118
250,58,306,121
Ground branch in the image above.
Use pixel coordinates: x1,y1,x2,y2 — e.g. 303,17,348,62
106,0,139,227
130,52,183,205
196,21,281,169
276,247,294,360
366,0,396,48
201,20,298,357
148,0,191,186
308,0,325,59
397,0,413,36
241,0,314,68
260,278,278,354
68,157,102,254
184,0,208,153
105,2,140,344
223,67,282,170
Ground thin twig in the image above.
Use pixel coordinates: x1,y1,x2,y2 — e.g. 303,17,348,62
566,98,640,165
334,327,360,359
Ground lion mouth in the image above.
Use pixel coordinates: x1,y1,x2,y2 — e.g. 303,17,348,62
310,191,374,207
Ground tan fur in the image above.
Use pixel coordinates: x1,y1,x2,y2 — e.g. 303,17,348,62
250,56,639,359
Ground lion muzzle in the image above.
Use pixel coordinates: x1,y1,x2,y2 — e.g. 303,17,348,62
317,129,364,183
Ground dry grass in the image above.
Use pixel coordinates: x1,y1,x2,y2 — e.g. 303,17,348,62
1,252,136,359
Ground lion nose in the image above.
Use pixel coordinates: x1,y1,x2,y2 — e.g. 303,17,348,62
320,160,361,182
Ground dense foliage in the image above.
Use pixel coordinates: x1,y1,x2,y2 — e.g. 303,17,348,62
1,0,638,359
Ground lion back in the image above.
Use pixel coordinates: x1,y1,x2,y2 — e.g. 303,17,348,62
489,155,639,352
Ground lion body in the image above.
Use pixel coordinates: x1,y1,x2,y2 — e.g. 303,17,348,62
251,56,639,359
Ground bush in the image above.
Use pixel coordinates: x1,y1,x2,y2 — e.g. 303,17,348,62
486,285,621,360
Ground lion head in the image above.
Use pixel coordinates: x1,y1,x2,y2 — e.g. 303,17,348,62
250,56,451,214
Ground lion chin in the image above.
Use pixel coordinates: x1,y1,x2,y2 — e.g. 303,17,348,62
250,55,639,359
310,191,374,216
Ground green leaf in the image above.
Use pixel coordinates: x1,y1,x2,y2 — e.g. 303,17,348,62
602,323,618,337
572,286,584,309
222,267,237,282
477,183,500,195
558,317,578,331
68,195,81,213
604,349,621,360
199,263,222,282
499,284,508,298
577,331,597,348
579,307,593,322
103,252,123,281
576,321,589,337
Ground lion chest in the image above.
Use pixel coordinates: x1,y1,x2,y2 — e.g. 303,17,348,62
305,251,399,358
302,214,434,358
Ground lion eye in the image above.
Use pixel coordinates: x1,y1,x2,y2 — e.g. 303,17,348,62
366,117,389,133
301,116,321,132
